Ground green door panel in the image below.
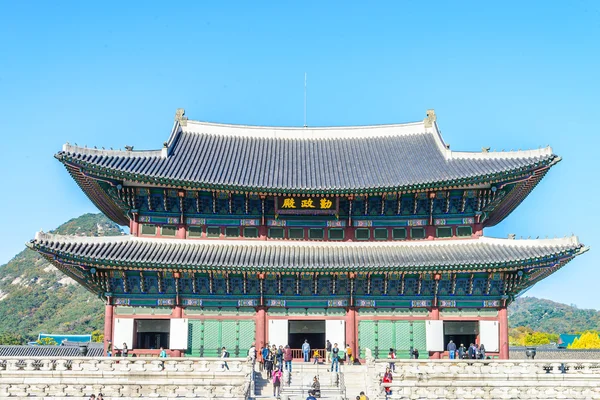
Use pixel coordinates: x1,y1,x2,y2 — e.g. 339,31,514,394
203,320,221,357
412,321,427,354
238,320,256,357
358,320,376,359
377,320,394,359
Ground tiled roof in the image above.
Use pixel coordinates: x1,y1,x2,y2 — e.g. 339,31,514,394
29,233,586,272
56,117,557,194
0,345,104,357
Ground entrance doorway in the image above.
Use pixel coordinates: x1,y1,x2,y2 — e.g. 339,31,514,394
288,320,326,349
444,321,478,353
135,319,170,349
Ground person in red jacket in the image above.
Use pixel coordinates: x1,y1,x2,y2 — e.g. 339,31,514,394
284,345,293,372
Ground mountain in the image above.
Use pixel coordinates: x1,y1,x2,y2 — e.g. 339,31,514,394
508,296,600,334
0,214,122,341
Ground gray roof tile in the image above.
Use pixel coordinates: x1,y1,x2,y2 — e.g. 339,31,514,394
30,233,585,272
58,120,556,193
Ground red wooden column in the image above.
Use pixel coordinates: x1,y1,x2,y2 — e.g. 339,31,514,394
499,307,509,359
255,307,267,350
104,301,114,356
429,307,441,359
345,307,357,360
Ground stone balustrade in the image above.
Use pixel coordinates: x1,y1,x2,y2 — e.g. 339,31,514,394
0,357,252,399
368,359,600,399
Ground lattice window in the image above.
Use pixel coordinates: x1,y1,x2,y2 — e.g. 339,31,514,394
216,198,229,214
195,276,210,295
437,279,450,296
338,197,350,217
420,279,433,296
404,278,418,296
230,276,244,295
433,198,445,214
489,279,504,296
387,278,399,296
455,278,469,296
127,275,141,294
371,276,384,296
472,278,487,295
213,277,227,295
282,276,296,296
247,277,259,295
151,194,164,211
137,195,148,211
199,194,213,213
464,197,476,213
415,198,428,215
353,197,365,216
163,278,176,294
264,278,278,295
144,276,158,294
354,276,368,295
184,197,196,214
111,278,124,294
384,198,396,216
300,276,313,296
401,197,413,215
368,196,382,216
166,196,179,213
248,197,261,215
317,277,332,296
264,197,275,215
232,195,246,215
180,278,193,294
449,196,462,214
336,276,349,295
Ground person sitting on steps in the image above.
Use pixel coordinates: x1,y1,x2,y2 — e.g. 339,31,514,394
309,375,321,398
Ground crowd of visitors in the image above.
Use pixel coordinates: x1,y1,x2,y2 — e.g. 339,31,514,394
447,341,487,359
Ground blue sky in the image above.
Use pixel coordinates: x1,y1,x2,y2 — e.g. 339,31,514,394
0,1,598,308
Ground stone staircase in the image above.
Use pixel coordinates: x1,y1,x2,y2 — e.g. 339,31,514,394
254,362,344,400
340,364,378,400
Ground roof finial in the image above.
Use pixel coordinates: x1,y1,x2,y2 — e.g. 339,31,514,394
175,108,187,127
424,109,436,128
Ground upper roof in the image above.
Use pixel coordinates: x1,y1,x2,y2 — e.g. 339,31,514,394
56,109,558,195
29,232,586,273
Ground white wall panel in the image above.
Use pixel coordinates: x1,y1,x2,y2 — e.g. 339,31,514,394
113,318,134,349
268,319,289,347
170,318,189,350
325,320,346,348
479,321,499,352
426,320,444,352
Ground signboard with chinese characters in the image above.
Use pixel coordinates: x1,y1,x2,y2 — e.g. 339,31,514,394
275,196,338,215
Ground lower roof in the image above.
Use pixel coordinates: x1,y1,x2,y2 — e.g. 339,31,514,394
28,233,586,273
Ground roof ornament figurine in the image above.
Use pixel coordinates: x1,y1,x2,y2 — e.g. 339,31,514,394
482,147,490,153
424,109,436,128
175,108,187,127
124,145,134,151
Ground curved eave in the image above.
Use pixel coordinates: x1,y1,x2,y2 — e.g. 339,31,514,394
62,162,129,226
27,235,586,275
56,151,557,196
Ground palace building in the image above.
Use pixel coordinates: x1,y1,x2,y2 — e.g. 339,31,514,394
29,109,587,359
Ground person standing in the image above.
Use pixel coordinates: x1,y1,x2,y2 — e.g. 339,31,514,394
284,345,293,372
248,343,257,365
272,367,283,397
326,340,332,364
331,343,340,372
345,344,353,364
261,343,270,372
302,340,311,362
313,349,320,364
412,348,419,359
265,346,274,377
447,340,457,360
106,340,113,357
458,343,466,359
121,342,128,357
221,346,230,370
382,367,393,395
468,343,477,359
277,345,284,369
479,343,486,359
387,348,396,372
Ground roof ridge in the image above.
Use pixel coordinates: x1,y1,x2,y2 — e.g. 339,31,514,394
61,143,164,158
448,146,555,160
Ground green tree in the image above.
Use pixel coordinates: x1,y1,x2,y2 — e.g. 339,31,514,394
36,337,58,346
0,333,25,345
91,330,104,343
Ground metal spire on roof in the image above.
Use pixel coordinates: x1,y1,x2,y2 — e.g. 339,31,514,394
304,72,307,128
